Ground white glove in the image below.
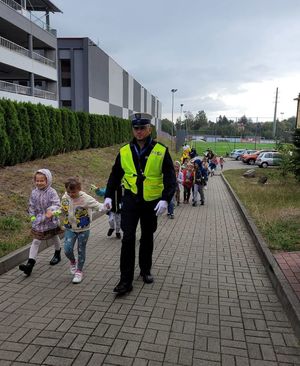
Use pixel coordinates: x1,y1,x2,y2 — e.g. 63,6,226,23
104,197,112,210
154,200,168,216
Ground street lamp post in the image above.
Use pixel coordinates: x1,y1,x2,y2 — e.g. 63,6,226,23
171,88,177,150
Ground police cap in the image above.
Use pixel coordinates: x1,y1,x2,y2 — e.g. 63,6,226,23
129,112,153,126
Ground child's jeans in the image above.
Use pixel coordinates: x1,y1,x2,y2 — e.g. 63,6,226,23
108,212,121,232
64,230,90,271
168,196,175,215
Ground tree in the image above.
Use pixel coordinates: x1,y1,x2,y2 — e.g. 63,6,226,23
38,104,51,157
16,103,32,162
161,118,173,135
46,106,63,155
293,128,300,181
0,104,10,166
27,103,44,159
77,111,90,149
1,99,23,165
193,110,208,130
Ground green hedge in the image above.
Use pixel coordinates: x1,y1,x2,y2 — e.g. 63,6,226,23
0,99,151,166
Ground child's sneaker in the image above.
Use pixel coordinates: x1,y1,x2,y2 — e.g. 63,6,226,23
72,270,83,284
116,232,121,239
70,261,77,275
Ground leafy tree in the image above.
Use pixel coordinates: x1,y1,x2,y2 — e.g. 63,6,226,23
67,110,82,151
161,118,173,135
0,99,23,165
16,103,32,162
193,110,208,130
0,104,10,166
293,128,300,181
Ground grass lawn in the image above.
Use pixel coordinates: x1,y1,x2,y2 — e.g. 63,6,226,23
188,140,276,157
0,136,174,258
223,169,300,252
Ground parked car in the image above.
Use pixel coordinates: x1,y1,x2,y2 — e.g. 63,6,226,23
230,149,246,160
256,152,282,168
242,149,277,165
239,149,257,161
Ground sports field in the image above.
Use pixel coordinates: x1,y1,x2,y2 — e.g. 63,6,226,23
188,140,276,157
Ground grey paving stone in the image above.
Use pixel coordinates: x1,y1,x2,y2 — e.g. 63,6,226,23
0,175,299,365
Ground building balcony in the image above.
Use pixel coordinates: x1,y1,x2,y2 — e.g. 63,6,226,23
0,36,56,68
0,80,57,100
0,0,58,36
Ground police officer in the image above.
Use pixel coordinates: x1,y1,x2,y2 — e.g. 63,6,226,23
104,112,176,295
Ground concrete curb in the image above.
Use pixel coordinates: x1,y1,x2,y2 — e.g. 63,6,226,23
222,173,300,339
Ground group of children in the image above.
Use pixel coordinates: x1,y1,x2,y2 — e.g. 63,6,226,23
19,169,110,284
167,148,225,218
19,152,224,282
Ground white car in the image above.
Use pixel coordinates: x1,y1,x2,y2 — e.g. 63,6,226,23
256,152,282,168
230,149,246,160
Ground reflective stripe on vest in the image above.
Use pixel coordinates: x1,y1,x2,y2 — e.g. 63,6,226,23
120,143,166,201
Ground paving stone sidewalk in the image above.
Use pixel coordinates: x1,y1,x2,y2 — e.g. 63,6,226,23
0,175,299,365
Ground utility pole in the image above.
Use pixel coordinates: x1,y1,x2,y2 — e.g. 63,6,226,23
273,87,278,139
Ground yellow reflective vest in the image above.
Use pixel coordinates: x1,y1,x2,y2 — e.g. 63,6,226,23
120,143,166,201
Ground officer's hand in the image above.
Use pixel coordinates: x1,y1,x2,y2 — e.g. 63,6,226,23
154,200,168,216
104,197,112,210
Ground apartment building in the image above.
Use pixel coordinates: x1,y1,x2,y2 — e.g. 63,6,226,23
58,37,162,129
0,0,61,106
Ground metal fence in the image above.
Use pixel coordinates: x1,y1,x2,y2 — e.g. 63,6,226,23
0,80,57,101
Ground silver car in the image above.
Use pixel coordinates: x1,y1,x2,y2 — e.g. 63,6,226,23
256,152,282,168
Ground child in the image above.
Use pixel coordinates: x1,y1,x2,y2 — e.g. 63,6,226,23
174,160,183,206
219,156,224,171
193,160,208,206
61,177,106,284
107,185,122,239
19,169,62,276
182,162,194,204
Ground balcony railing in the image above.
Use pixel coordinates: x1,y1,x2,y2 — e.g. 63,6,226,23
0,36,56,68
0,0,56,35
0,80,57,101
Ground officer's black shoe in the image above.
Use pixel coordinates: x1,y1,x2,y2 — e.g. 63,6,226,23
113,281,133,295
116,232,121,239
140,272,154,284
107,228,114,237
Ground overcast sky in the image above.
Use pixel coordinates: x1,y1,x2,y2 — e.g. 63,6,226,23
51,0,300,122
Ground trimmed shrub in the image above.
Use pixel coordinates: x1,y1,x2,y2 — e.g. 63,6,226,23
26,102,44,159
0,104,10,166
46,106,64,155
38,104,51,157
15,103,32,162
68,110,82,151
61,108,71,152
77,111,90,149
0,99,23,165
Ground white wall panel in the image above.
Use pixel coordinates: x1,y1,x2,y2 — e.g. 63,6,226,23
128,75,134,110
89,96,109,115
122,108,129,119
109,58,123,107
147,91,151,114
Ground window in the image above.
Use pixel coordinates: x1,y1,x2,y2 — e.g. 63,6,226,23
61,78,71,87
62,100,72,108
61,59,71,72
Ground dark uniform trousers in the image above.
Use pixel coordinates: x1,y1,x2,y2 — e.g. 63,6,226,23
120,192,158,284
